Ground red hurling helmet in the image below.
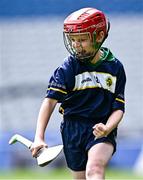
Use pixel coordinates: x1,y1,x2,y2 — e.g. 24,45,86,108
63,7,110,62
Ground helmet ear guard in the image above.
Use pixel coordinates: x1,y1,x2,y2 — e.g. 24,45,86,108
92,20,110,50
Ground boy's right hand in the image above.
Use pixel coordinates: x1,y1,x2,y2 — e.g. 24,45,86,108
30,139,48,158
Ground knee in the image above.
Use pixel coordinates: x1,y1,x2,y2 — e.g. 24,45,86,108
86,160,105,179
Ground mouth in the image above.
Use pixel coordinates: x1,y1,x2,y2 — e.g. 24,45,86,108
75,49,86,56
76,50,93,58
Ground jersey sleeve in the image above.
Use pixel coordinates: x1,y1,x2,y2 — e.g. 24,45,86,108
112,63,126,112
45,58,74,102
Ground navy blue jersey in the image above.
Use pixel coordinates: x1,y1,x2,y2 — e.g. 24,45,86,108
46,47,126,122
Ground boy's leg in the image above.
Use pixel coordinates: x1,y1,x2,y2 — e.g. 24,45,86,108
86,142,114,180
71,170,86,180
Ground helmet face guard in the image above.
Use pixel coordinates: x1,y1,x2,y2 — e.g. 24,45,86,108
63,32,98,62
63,8,110,63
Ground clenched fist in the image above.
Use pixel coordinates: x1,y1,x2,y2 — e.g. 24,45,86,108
93,123,109,139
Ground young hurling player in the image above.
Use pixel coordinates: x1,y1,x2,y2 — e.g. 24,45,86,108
31,7,126,180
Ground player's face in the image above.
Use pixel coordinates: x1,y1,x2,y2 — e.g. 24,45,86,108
68,33,95,60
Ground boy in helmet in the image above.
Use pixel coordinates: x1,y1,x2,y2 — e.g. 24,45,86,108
31,7,126,180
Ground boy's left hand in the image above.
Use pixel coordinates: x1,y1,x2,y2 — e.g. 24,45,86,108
92,123,110,139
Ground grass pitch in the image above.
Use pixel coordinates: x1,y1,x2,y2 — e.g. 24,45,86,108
0,167,143,179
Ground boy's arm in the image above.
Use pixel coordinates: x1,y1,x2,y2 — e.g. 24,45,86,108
93,109,124,139
31,97,58,157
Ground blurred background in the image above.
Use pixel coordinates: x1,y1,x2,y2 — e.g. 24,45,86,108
0,0,143,179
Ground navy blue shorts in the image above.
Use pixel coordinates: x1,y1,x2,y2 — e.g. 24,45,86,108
60,117,117,171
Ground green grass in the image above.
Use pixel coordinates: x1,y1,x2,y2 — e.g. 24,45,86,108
106,168,143,179
0,167,143,179
0,168,71,179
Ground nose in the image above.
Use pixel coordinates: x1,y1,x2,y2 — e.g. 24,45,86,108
73,41,81,48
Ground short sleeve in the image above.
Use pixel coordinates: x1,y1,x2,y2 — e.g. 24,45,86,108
45,58,75,102
45,66,68,102
112,63,126,112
